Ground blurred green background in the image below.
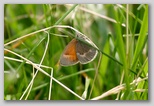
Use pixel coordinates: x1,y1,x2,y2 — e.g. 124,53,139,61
4,4,148,100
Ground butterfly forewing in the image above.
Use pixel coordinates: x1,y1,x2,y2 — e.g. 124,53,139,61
60,39,79,66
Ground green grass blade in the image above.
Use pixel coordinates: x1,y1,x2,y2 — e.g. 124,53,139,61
55,4,78,25
16,35,47,72
131,5,148,70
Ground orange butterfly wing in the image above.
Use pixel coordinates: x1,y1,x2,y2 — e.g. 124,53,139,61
60,39,79,66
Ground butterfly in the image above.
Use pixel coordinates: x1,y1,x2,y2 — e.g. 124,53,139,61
59,33,98,66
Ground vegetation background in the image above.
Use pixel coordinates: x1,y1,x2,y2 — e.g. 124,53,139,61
4,4,148,100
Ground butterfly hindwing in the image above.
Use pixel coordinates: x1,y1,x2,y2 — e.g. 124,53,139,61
76,40,97,64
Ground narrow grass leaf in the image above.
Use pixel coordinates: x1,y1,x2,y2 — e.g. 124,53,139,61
131,5,148,70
